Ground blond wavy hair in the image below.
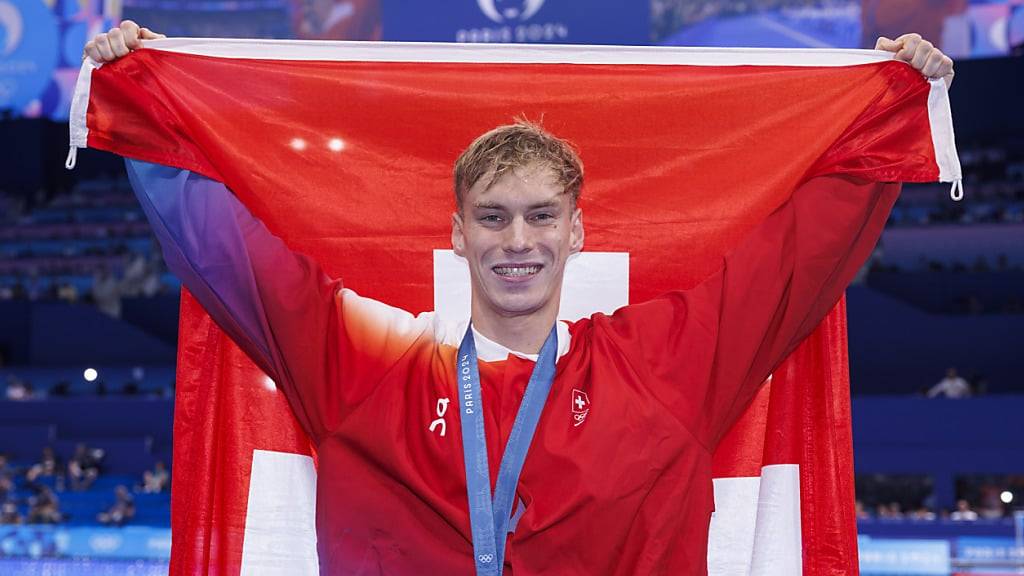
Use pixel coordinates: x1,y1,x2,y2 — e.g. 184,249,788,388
453,119,584,209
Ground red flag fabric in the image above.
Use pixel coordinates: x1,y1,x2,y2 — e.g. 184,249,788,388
69,40,959,575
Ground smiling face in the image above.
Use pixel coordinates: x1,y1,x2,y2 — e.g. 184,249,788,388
452,163,583,324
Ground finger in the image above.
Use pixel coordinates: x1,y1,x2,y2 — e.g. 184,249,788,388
120,20,142,49
875,36,899,52
894,33,921,61
911,39,933,70
83,40,102,62
108,28,130,58
95,34,115,61
937,54,954,79
140,27,166,40
921,51,945,77
893,32,922,46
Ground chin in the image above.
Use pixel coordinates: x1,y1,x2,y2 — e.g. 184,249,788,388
485,288,553,318
491,297,547,317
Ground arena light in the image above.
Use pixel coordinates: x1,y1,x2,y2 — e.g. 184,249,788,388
289,138,307,151
327,137,346,152
1001,491,1014,504
83,368,98,382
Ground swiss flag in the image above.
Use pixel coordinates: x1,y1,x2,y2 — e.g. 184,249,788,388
70,39,959,575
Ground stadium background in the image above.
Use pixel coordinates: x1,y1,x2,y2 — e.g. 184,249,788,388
0,0,1022,574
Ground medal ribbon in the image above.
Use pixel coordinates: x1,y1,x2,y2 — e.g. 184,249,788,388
457,323,558,576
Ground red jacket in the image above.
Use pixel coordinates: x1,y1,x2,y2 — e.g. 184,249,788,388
127,158,896,574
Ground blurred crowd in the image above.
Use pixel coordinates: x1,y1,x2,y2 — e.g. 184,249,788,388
4,368,173,400
856,474,1022,522
0,255,169,315
0,176,175,315
0,448,168,527
888,143,1024,227
854,499,1009,521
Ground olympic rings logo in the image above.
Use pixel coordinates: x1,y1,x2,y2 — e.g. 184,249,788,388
478,553,494,563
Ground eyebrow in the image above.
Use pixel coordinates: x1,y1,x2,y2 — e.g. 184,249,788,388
473,199,561,210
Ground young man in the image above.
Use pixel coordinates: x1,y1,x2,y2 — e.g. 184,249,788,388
86,23,952,575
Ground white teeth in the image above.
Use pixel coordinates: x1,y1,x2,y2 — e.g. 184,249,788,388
494,265,541,277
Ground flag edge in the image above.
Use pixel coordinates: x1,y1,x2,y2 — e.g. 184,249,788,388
69,59,100,150
927,77,962,184
139,38,897,67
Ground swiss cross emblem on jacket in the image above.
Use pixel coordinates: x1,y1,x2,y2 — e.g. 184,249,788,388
571,389,590,427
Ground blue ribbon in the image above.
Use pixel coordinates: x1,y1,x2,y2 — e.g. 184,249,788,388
458,323,558,576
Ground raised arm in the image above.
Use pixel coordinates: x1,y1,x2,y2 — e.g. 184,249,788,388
126,159,345,441
88,24,325,387
598,175,899,448
91,24,439,443
125,159,437,441
593,33,952,448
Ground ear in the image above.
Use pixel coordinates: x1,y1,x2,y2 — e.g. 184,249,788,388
451,211,466,257
569,207,584,254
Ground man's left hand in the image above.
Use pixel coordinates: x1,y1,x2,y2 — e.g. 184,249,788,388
876,33,955,89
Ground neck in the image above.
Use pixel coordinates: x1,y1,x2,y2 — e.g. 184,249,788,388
470,303,558,356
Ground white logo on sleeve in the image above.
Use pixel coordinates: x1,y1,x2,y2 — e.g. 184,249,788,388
429,397,450,437
571,389,590,427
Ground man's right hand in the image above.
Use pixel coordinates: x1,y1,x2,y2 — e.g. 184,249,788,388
83,20,165,63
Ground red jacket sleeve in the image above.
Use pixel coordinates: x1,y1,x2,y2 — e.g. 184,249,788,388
126,159,430,443
594,175,899,448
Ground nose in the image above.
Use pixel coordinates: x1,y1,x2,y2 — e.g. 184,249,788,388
502,216,534,254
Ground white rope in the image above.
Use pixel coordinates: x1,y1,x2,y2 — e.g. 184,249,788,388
949,179,963,202
65,146,78,170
